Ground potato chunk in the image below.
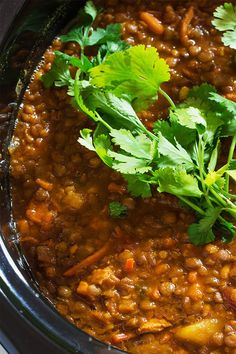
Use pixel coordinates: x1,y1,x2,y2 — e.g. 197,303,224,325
175,319,224,345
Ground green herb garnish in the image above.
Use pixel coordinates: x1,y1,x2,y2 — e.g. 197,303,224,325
41,1,236,245
109,201,128,218
212,2,236,50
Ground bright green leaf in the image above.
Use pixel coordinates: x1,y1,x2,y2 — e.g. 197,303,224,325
94,134,113,167
109,151,152,174
212,3,236,49
188,207,222,245
85,91,146,132
208,140,220,172
41,55,74,90
153,167,202,198
78,129,95,151
227,169,236,181
124,174,152,198
110,129,156,160
109,201,127,218
158,133,194,171
90,45,170,111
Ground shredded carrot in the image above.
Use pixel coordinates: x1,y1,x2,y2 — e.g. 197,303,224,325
63,240,112,277
139,12,164,35
124,258,135,272
180,6,194,46
36,178,53,191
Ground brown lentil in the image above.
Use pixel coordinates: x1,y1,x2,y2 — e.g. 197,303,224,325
10,0,236,353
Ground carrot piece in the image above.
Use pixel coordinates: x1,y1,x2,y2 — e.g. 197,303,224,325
76,281,89,296
63,240,112,277
139,12,164,35
124,258,135,272
111,332,136,344
26,208,43,224
180,6,194,46
26,202,54,225
17,219,29,234
36,178,53,191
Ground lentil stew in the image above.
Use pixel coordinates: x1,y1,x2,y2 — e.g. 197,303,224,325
10,0,236,353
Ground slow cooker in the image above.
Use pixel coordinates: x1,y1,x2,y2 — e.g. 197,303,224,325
0,1,124,353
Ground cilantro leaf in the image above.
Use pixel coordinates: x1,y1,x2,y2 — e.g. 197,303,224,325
209,92,236,137
221,220,236,243
173,84,224,144
109,201,127,218
153,167,202,198
208,139,220,172
83,0,98,22
229,159,236,169
78,128,95,151
170,106,206,131
188,207,222,245
223,30,236,49
61,23,123,49
221,119,236,137
110,129,157,160
109,151,152,174
212,3,236,49
189,83,217,98
85,91,146,132
60,27,87,48
227,169,236,181
157,133,194,171
88,24,122,46
54,50,93,72
124,174,152,198
209,92,236,118
92,40,131,66
41,55,74,90
94,133,113,167
90,45,170,111
153,119,196,148
74,74,99,121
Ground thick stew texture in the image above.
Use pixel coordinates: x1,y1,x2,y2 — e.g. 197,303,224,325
10,0,236,353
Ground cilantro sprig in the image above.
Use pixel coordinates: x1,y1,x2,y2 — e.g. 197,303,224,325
109,201,128,218
41,1,236,245
212,2,236,50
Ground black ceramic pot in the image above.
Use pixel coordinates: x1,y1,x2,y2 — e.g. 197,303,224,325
0,1,125,353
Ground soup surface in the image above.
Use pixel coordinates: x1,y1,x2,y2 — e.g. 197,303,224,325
10,0,236,353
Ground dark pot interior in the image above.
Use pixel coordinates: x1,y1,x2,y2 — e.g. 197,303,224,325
0,1,125,353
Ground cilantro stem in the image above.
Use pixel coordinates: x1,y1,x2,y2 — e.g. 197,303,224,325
159,87,176,109
144,127,159,142
221,190,236,201
225,135,236,193
218,193,236,209
198,136,207,194
178,196,205,216
209,186,228,208
98,116,113,131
